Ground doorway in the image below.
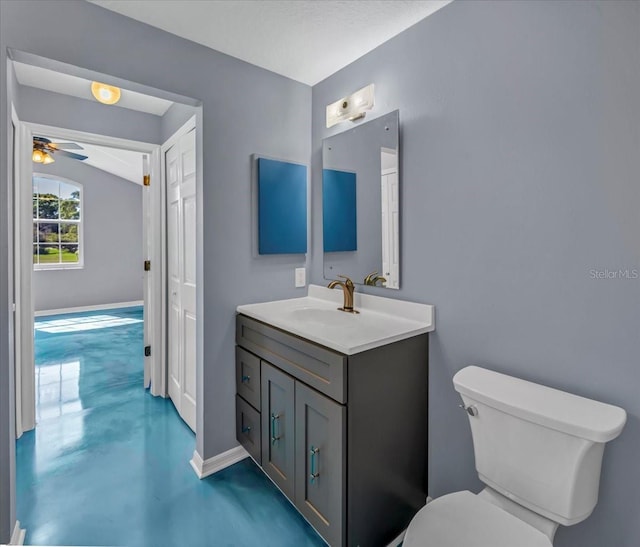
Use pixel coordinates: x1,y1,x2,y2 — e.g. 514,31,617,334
14,122,165,436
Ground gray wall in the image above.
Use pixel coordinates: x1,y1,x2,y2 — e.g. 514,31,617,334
0,1,311,540
311,1,640,546
33,157,143,312
18,85,162,145
161,102,197,143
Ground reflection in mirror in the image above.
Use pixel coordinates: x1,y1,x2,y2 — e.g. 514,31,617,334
322,110,399,289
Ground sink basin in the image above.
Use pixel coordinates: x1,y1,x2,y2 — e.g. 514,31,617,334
237,285,434,355
290,307,359,328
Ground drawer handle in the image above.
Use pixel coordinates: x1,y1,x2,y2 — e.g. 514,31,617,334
241,375,251,383
241,415,251,435
309,446,320,483
271,413,281,444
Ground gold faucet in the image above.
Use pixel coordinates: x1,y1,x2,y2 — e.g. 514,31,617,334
327,275,359,313
364,271,388,287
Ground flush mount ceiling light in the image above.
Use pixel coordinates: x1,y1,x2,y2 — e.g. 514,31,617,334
326,84,375,128
91,81,121,105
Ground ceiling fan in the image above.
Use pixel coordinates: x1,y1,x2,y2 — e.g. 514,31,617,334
32,136,88,164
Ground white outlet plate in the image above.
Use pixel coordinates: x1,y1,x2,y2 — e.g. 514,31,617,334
295,268,306,288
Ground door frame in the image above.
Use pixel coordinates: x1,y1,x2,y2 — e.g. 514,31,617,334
14,121,165,434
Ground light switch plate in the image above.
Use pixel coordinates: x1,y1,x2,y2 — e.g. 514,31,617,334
295,268,306,288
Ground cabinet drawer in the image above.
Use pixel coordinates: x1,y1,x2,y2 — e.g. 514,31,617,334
237,314,347,404
236,395,261,464
236,347,261,410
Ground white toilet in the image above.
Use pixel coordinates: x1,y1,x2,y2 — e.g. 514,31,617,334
403,366,626,547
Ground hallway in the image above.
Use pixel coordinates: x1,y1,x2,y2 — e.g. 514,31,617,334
17,307,324,546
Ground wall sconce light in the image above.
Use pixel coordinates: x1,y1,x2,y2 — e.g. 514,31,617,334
326,84,375,128
91,81,121,105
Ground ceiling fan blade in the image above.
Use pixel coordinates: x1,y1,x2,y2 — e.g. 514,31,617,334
55,149,88,161
49,142,84,150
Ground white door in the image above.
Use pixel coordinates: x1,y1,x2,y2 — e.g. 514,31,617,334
381,169,400,289
166,129,197,432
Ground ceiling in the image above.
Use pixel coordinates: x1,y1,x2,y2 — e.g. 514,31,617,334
89,0,453,86
40,138,145,185
78,142,144,184
14,61,173,116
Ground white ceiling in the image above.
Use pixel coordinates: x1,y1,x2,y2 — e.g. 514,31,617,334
43,138,144,184
14,61,173,116
79,143,144,184
89,0,453,86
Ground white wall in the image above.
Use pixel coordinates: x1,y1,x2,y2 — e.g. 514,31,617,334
33,156,143,312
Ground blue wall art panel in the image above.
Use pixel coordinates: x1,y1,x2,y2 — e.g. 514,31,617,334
258,157,307,254
323,169,357,252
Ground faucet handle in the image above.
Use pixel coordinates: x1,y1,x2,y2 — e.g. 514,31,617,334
364,271,378,286
337,274,354,287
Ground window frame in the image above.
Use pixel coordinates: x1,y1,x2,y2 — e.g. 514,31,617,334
32,173,84,271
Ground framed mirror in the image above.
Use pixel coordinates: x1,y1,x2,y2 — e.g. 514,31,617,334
322,110,399,289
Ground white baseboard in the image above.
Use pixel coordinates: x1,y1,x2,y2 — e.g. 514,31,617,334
35,300,144,317
189,446,250,479
9,520,25,545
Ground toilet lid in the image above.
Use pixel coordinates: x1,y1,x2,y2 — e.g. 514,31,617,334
403,491,553,547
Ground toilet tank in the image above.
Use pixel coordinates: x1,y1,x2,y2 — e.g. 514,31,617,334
453,366,626,526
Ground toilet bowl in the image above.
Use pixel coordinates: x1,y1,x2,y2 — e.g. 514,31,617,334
403,366,626,546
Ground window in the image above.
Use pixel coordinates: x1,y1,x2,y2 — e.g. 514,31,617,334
33,175,83,269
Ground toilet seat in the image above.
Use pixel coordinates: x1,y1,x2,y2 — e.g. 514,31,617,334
403,491,553,547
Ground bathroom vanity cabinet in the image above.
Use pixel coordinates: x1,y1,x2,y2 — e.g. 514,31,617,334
235,313,429,546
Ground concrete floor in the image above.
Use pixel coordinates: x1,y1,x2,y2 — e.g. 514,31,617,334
17,307,324,546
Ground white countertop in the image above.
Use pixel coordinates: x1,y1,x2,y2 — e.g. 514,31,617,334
236,285,435,355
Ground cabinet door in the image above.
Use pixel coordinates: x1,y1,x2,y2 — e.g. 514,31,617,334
236,395,261,464
261,362,295,500
295,382,346,547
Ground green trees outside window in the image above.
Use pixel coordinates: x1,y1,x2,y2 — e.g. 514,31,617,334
33,176,82,267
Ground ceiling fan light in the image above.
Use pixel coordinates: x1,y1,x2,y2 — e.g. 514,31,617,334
91,81,121,105
42,152,55,165
32,149,44,163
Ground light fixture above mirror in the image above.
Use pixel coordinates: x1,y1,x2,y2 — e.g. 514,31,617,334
326,84,375,128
